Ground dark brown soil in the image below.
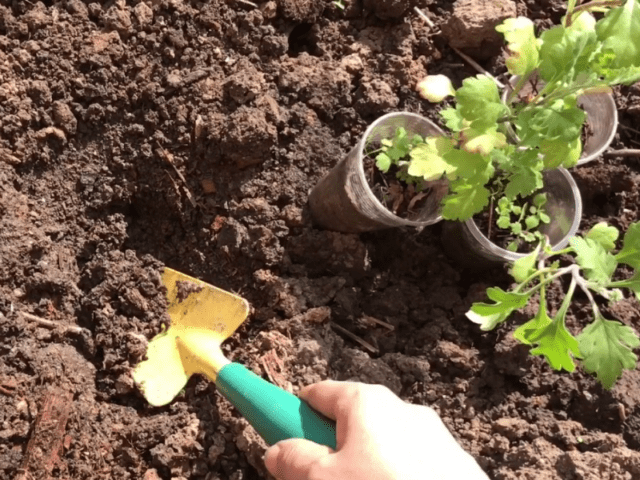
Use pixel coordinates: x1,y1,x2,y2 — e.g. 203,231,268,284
363,153,447,220
1,1,640,480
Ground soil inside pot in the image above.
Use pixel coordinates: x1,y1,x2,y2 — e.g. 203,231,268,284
362,153,448,221
474,191,548,254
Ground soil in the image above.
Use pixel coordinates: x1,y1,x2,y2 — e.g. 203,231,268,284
363,152,447,220
1,1,640,480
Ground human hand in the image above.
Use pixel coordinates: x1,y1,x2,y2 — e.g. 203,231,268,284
264,380,489,480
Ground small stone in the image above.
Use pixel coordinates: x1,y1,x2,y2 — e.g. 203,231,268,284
207,433,226,464
133,2,153,26
52,101,77,135
16,400,28,415
441,0,517,59
201,179,216,194
104,4,132,34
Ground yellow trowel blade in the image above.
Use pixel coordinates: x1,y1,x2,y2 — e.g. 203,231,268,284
133,268,250,406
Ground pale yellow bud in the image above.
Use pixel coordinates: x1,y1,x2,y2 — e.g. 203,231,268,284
416,75,455,102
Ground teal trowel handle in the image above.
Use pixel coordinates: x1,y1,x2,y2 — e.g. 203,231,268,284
216,362,337,449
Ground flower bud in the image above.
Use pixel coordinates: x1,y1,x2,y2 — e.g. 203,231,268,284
416,75,455,102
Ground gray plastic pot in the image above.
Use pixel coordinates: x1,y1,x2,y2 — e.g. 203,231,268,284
308,112,447,233
441,168,582,266
502,75,617,165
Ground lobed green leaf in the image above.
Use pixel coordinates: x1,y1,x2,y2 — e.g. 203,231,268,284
496,17,540,76
466,287,531,331
570,236,617,286
585,222,619,252
578,314,640,389
595,0,640,71
615,222,640,270
440,178,490,221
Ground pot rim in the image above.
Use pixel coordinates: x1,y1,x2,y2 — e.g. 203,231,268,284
354,111,445,227
501,74,618,166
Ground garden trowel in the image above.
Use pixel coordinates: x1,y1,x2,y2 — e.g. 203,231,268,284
133,268,336,449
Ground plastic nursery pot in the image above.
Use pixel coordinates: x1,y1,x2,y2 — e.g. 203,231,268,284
441,168,582,266
308,112,447,233
502,75,618,166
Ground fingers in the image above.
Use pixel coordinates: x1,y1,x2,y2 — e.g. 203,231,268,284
299,381,396,421
298,380,352,420
264,438,333,480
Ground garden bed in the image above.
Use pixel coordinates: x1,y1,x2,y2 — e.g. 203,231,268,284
1,1,640,479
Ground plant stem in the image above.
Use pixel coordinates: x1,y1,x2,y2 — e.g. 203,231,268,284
571,269,599,308
507,70,535,105
566,0,624,27
556,275,578,320
518,265,578,296
487,195,494,241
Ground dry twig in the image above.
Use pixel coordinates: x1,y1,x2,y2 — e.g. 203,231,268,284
414,7,505,89
20,312,87,335
604,149,640,158
156,142,197,208
330,322,378,354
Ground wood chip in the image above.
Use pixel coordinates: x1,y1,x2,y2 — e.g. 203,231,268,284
16,389,73,480
261,349,292,393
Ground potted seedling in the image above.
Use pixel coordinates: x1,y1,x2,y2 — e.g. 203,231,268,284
467,221,640,389
308,111,449,232
413,0,640,263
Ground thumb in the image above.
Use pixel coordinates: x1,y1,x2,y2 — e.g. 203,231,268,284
264,438,334,480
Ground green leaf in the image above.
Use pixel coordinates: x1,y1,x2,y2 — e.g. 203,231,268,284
578,314,640,389
407,137,457,181
525,215,539,230
530,315,582,372
570,236,617,286
466,287,531,331
511,223,523,235
540,136,582,169
585,222,619,252
460,126,507,156
533,193,547,207
538,24,600,83
442,148,491,180
497,216,511,229
612,273,640,301
385,127,411,161
539,212,550,224
496,17,540,76
510,242,541,283
507,241,519,252
615,222,640,269
528,280,581,372
497,197,510,210
516,96,586,145
455,75,508,128
375,152,392,172
440,179,490,221
566,11,596,32
440,107,465,132
595,0,640,71
503,150,544,200
514,287,552,345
